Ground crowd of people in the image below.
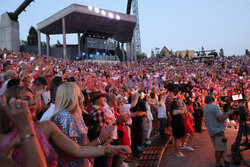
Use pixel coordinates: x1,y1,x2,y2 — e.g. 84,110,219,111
0,48,249,167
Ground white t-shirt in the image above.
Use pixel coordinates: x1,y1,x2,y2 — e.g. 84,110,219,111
39,103,55,122
42,90,51,105
121,104,132,125
146,102,153,121
158,101,166,119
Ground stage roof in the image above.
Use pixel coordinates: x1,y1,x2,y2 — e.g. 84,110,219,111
37,4,137,43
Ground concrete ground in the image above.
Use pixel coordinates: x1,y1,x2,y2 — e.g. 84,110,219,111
160,126,250,167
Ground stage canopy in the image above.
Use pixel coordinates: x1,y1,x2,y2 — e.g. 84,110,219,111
37,3,137,43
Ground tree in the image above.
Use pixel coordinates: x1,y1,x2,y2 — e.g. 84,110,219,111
185,49,189,59
27,26,38,45
178,52,182,59
20,40,27,46
156,50,166,59
219,48,224,57
151,50,155,58
245,49,250,55
201,46,206,56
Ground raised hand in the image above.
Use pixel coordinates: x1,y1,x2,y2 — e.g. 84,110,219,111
0,95,33,131
98,126,115,143
105,145,131,157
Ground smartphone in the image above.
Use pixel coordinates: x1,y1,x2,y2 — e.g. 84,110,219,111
3,53,7,59
30,57,35,61
35,66,39,71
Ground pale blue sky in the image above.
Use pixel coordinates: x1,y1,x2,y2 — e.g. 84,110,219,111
2,0,250,56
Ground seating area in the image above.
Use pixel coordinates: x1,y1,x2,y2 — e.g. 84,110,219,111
129,135,173,167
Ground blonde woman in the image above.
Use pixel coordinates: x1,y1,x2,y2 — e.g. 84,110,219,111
52,82,126,167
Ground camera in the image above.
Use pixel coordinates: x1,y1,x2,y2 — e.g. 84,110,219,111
231,94,243,101
231,103,249,165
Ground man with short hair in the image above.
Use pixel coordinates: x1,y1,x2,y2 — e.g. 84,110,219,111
40,77,63,122
103,93,118,141
203,95,233,167
89,90,109,167
32,77,48,120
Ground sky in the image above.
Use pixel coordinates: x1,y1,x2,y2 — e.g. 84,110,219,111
2,0,250,57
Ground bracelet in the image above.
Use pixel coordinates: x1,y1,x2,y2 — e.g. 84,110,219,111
97,137,102,145
20,133,35,142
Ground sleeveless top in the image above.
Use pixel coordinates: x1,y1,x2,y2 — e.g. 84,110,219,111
0,126,57,167
53,110,91,167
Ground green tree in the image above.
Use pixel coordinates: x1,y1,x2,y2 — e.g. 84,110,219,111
27,26,38,45
20,40,27,46
151,50,155,58
178,53,182,59
185,49,189,59
157,50,166,59
219,48,224,57
201,46,206,56
245,49,250,55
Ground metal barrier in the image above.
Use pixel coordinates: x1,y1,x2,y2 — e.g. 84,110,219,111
89,54,119,61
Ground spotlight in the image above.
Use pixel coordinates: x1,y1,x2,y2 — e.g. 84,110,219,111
116,15,120,20
96,52,100,55
101,10,106,16
88,6,93,11
108,12,114,19
94,8,100,13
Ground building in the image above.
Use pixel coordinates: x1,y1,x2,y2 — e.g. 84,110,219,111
174,50,195,59
160,46,173,58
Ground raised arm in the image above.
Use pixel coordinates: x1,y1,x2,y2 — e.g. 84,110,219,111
0,96,47,167
40,121,130,158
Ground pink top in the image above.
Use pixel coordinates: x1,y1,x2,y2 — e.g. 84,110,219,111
0,126,57,167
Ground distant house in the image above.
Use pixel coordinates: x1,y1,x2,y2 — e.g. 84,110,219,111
158,46,195,59
160,46,174,57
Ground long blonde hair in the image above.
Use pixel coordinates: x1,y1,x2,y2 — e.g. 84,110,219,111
52,82,83,119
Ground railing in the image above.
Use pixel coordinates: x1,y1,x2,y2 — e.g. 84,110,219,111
87,54,119,61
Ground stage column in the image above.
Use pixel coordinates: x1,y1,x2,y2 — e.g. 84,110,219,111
38,30,41,56
133,28,137,62
121,43,125,62
126,43,130,62
46,34,50,57
129,42,132,63
62,17,67,59
77,33,81,56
